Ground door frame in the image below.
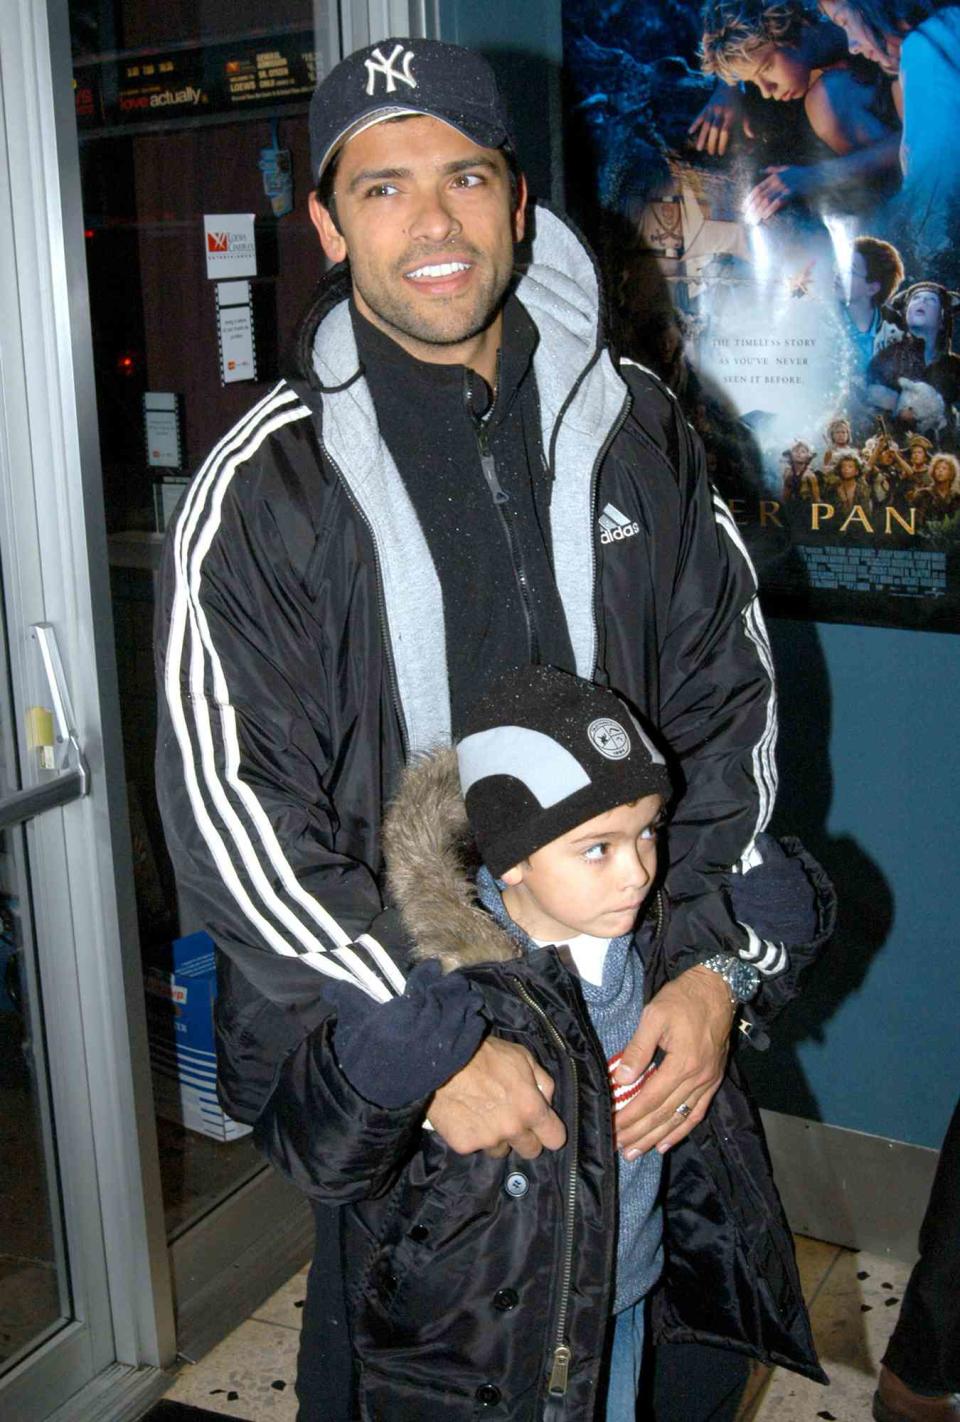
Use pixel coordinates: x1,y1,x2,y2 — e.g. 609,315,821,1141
0,3,173,1417
3,4,447,1415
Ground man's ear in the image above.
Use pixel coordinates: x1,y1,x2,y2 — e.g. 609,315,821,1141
501,864,524,887
309,191,347,264
512,172,528,245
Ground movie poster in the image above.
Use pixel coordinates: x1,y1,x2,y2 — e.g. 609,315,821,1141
563,0,960,631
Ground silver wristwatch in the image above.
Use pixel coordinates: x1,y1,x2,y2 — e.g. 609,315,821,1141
699,953,761,1006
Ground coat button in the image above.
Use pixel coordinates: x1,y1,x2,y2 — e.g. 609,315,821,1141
493,1288,518,1311
409,1224,429,1242
475,1383,502,1406
504,1171,529,1198
376,1261,398,1295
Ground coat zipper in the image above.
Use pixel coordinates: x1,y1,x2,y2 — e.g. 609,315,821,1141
317,432,409,757
509,977,579,1399
587,387,632,676
475,421,540,662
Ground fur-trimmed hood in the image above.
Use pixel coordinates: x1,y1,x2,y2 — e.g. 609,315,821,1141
381,747,520,974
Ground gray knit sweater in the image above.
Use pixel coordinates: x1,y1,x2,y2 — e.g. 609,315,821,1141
476,867,663,1313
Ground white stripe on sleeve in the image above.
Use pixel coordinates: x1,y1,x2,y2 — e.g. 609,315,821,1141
164,385,400,1002
711,492,778,873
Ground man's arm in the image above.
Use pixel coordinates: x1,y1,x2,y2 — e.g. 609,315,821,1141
256,977,565,1202
155,412,561,1178
612,369,781,1152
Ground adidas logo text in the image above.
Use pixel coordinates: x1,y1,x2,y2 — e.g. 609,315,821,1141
599,502,639,545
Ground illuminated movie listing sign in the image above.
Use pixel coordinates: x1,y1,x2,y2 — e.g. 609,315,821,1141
74,31,317,131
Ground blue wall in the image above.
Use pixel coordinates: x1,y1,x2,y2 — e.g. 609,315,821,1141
746,619,959,1151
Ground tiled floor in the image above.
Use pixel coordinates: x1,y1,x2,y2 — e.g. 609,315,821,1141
738,1239,913,1422
162,1236,913,1420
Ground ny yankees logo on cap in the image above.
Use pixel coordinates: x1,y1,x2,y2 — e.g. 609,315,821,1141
364,44,417,96
309,38,515,184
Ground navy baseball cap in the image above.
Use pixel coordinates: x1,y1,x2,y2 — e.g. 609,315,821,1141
309,37,515,183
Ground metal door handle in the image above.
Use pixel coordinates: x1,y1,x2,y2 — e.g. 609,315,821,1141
0,768,87,828
0,623,89,828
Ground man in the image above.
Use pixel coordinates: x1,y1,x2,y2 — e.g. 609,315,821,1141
875,1096,960,1422
155,38,802,1417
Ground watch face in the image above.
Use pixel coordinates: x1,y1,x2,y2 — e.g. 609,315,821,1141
704,953,760,1002
730,960,761,1001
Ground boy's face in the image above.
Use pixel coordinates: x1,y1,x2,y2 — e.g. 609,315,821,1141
501,795,663,943
727,43,812,102
906,288,942,339
837,250,880,308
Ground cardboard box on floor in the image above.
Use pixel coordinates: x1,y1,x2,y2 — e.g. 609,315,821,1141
144,931,252,1142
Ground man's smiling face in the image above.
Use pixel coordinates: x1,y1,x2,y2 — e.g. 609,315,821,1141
310,114,525,369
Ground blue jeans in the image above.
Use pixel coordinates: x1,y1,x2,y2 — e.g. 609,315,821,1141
605,1301,645,1422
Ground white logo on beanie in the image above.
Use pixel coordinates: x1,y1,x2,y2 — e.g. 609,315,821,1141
587,718,631,761
364,44,417,96
457,726,590,807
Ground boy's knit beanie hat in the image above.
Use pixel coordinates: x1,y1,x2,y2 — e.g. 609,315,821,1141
456,666,671,877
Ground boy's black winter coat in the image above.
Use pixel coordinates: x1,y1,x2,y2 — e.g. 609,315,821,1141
346,949,617,1420
313,751,833,1418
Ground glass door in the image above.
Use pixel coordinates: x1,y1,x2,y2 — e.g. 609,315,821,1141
0,649,74,1398
62,0,440,1356
70,0,334,1255
0,3,172,1417
2,2,446,1413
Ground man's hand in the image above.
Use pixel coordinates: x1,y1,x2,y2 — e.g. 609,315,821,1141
688,83,755,157
613,966,736,1158
428,1036,566,1161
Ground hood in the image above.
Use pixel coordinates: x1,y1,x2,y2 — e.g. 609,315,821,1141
381,747,519,974
293,203,629,757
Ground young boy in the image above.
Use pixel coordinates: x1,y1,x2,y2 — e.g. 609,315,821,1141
313,664,832,1419
452,666,673,1420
